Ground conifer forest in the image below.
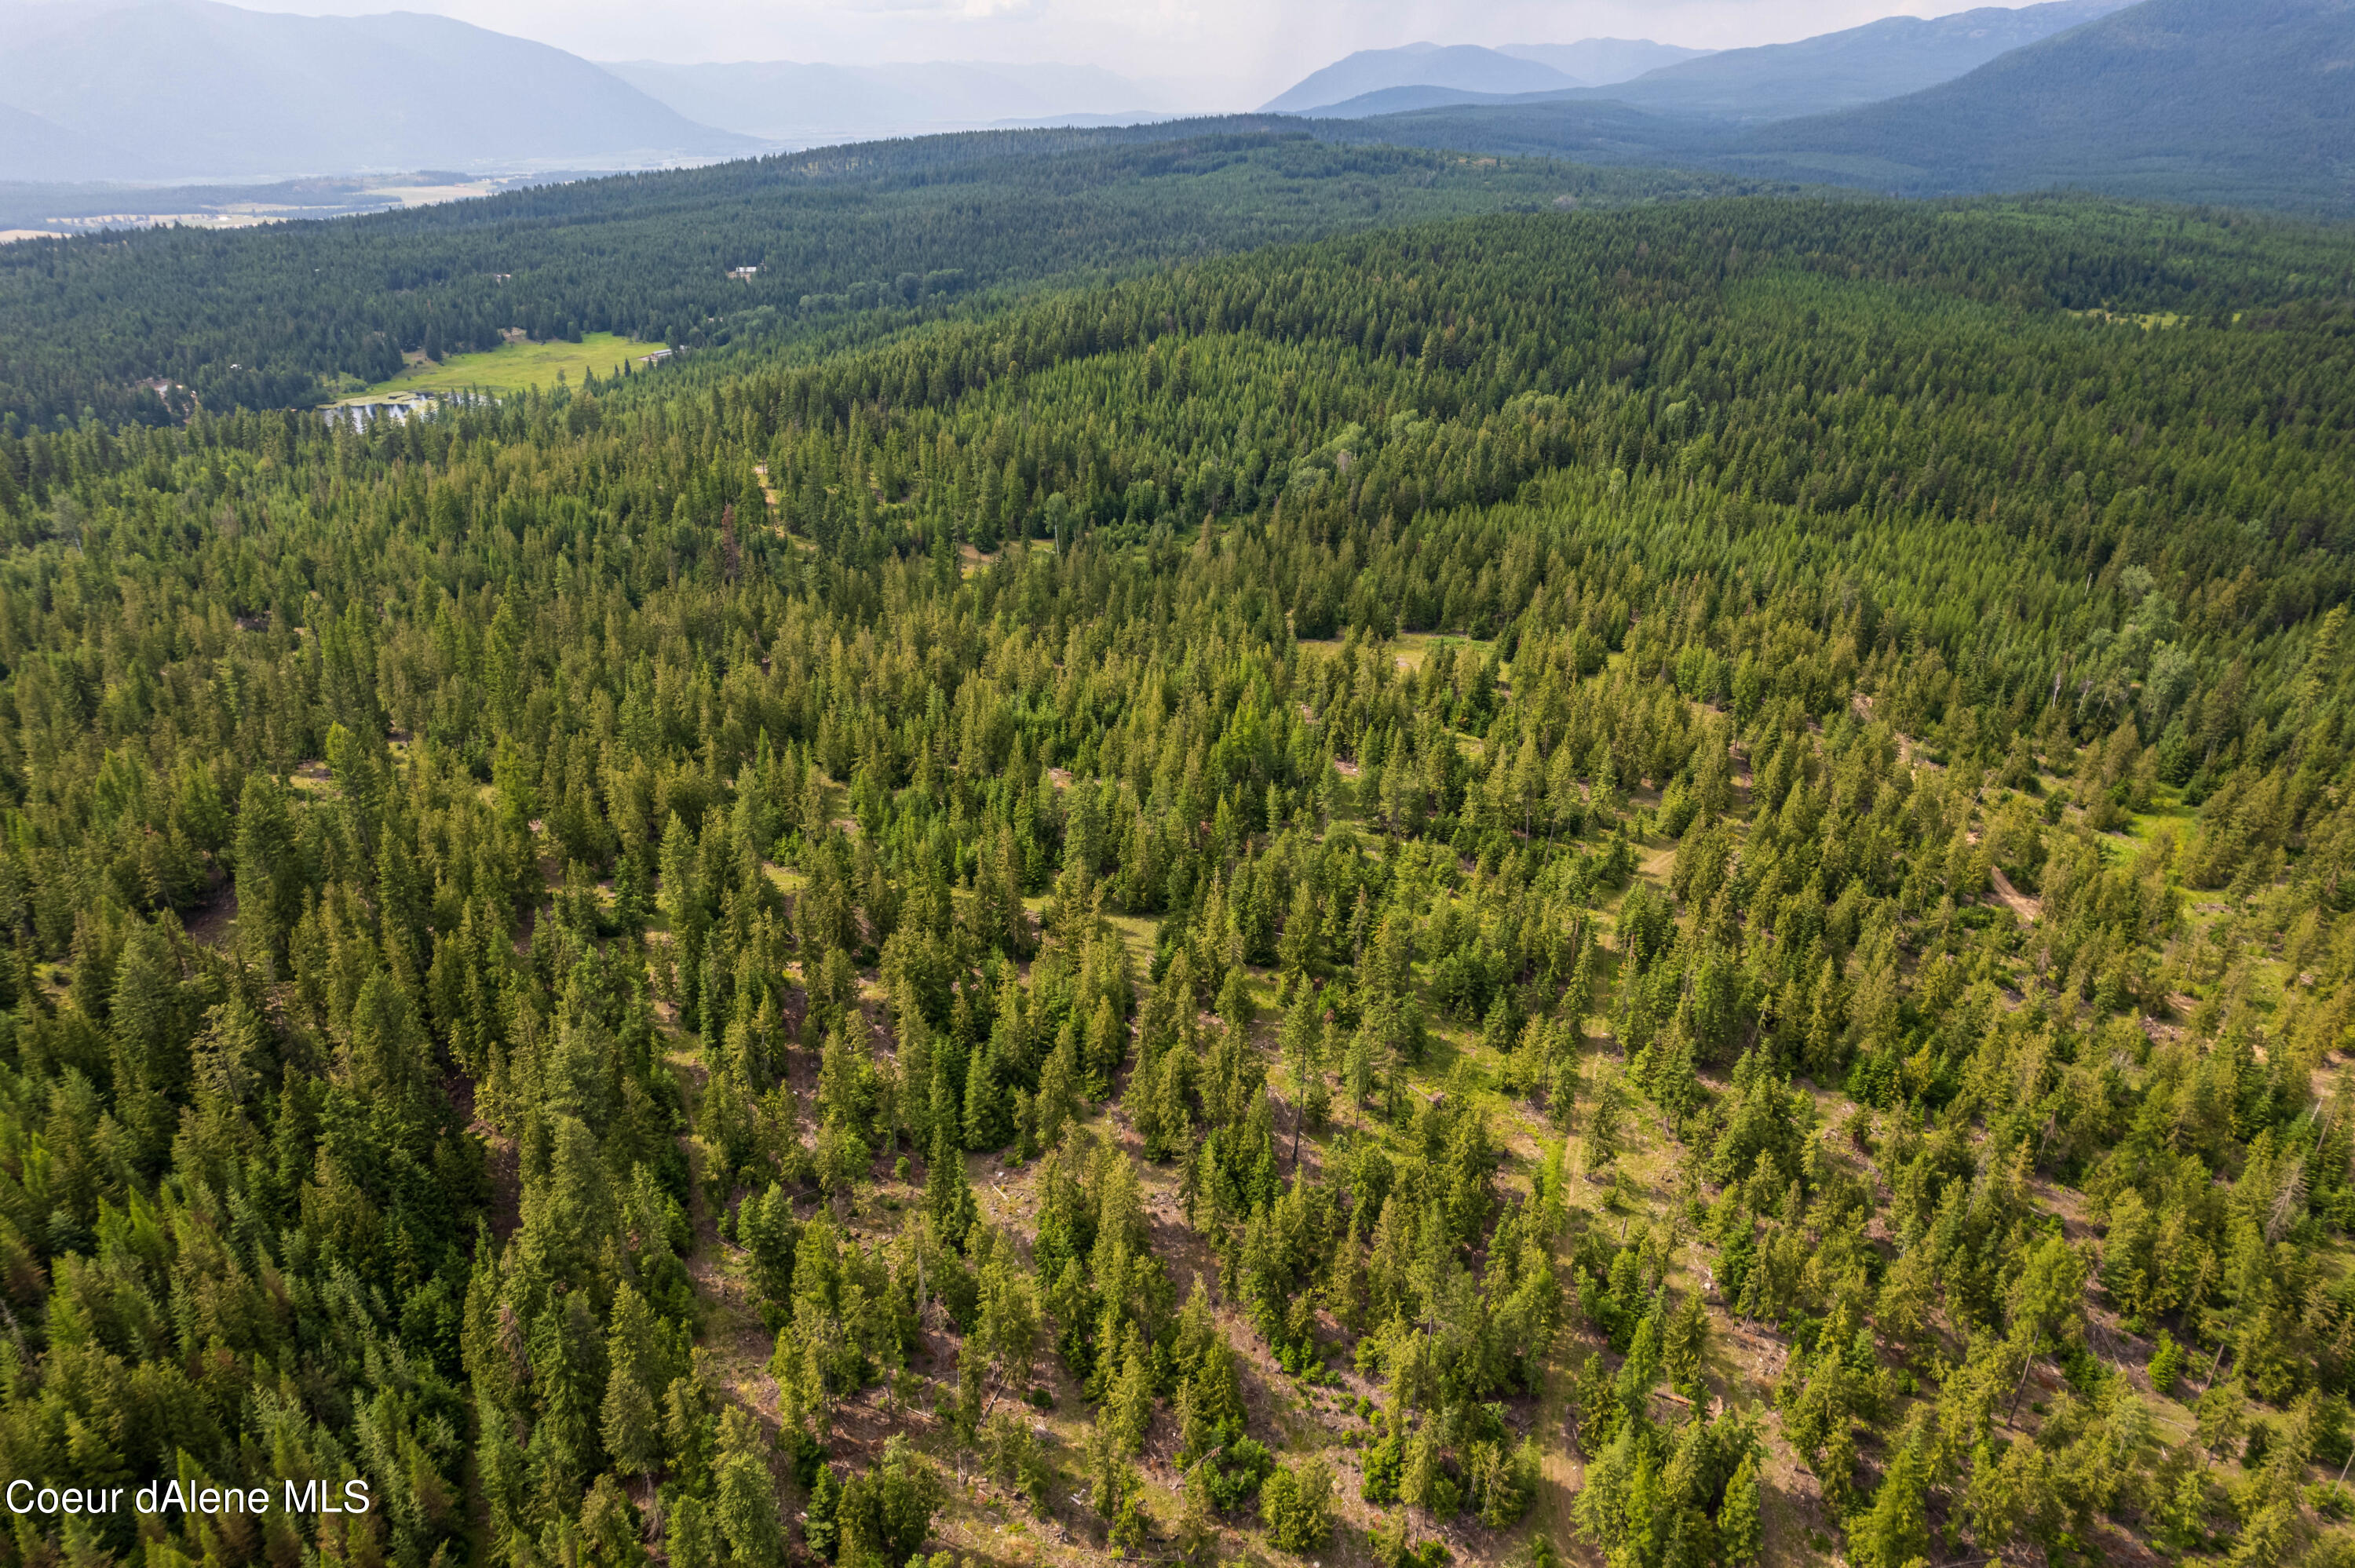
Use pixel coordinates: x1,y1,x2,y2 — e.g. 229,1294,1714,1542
0,169,2352,1568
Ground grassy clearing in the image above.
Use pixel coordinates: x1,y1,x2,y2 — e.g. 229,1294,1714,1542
1294,632,1495,675
2122,792,2198,850
360,331,654,396
2072,308,2189,330
1389,631,1493,673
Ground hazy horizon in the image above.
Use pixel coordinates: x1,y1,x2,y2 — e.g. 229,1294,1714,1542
24,0,2045,108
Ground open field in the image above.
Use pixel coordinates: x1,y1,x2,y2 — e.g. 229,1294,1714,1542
359,330,656,396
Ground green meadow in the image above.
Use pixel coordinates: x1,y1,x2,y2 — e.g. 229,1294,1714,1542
360,331,655,396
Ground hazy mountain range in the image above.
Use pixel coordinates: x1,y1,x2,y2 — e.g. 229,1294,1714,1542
1320,0,2351,215
1573,0,2134,119
1495,41,1714,84
1255,40,1717,115
0,0,2344,220
0,0,754,181
604,59,1172,147
1261,46,1593,113
1264,0,2136,120
0,0,1196,181
1743,0,2355,205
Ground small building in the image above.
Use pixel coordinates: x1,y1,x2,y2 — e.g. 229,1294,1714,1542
728,264,759,279
323,391,439,428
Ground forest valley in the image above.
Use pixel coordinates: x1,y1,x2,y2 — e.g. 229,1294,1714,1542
0,194,2347,1568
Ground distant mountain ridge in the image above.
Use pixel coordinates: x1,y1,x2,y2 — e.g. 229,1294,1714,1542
0,103,139,184
1265,1,2134,123
605,59,1167,146
1308,0,2353,216
1497,39,1712,85
1283,38,1716,120
0,0,2341,218
1260,45,1579,113
1575,0,2136,120
0,0,754,181
1743,0,2355,205
1290,85,1585,121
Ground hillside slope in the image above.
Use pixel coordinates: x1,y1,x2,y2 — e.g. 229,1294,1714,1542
0,196,2352,1568
1578,0,2135,120
1311,0,2351,214
1747,0,2355,205
0,123,1757,428
0,0,753,180
1289,85,1588,122
0,101,143,184
1312,100,1729,164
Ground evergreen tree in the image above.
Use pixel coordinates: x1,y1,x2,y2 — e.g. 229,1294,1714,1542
715,1408,788,1568
929,1121,977,1242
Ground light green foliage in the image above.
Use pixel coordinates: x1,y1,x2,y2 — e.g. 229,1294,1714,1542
0,186,2346,1568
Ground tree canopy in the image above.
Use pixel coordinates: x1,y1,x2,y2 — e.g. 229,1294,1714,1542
0,188,2349,1568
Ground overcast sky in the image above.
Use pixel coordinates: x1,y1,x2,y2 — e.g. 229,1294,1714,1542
208,0,2014,104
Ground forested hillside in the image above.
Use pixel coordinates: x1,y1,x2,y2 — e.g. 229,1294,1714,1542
1313,0,2355,221
0,127,1753,434
1743,0,2355,207
0,192,2351,1568
1546,0,2133,123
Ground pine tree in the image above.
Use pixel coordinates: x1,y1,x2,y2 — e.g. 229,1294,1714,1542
666,1362,719,1495
233,774,302,974
1108,1463,1150,1559
602,1285,667,1481
1345,1023,1376,1107
1849,1415,1930,1568
1261,1456,1334,1553
1218,967,1256,1039
109,917,188,1103
666,1494,720,1568
715,1407,787,1568
926,1121,977,1247
1718,1452,1762,1566
1107,1330,1154,1456
1174,1464,1217,1566
805,1463,843,1560
963,1038,1010,1150
1084,994,1126,1093
1663,1290,1711,1402
1401,1421,1444,1519
838,1436,942,1568
1329,1231,1366,1333
1036,1027,1079,1150
1586,1062,1627,1173
741,1183,801,1313
1280,990,1327,1165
